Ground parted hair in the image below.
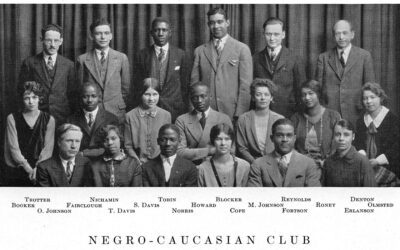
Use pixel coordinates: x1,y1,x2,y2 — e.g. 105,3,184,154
263,17,285,31
250,78,277,98
207,7,228,20
271,118,295,135
99,124,124,148
41,24,63,38
210,123,235,144
90,18,112,33
334,119,355,133
362,82,388,105
140,78,160,96
56,123,82,142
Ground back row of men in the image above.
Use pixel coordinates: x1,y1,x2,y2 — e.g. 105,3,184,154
19,7,374,128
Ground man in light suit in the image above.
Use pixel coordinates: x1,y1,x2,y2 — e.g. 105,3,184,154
19,24,75,125
191,7,252,121
133,17,191,122
253,17,306,117
316,19,375,126
67,82,119,159
175,82,233,165
37,124,92,187
76,18,130,123
247,118,321,187
142,124,197,187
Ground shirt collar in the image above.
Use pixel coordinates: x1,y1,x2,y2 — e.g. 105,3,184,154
138,106,158,118
160,154,177,165
83,106,99,119
43,53,58,62
154,43,169,55
337,44,352,58
334,146,357,162
60,156,75,168
196,107,211,119
213,34,229,46
364,106,389,128
95,48,110,59
103,151,126,162
274,150,293,165
268,45,282,55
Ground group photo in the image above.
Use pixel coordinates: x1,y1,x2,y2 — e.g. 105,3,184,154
0,4,399,187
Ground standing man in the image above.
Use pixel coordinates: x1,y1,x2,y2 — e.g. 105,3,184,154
247,118,321,187
191,7,252,121
175,82,232,165
36,124,92,187
142,124,197,187
76,18,130,123
133,17,191,122
316,20,375,126
19,24,75,125
253,17,306,118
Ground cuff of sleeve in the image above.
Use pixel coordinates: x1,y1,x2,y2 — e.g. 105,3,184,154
358,150,367,156
376,154,389,165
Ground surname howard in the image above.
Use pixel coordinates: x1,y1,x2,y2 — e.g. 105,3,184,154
88,234,310,245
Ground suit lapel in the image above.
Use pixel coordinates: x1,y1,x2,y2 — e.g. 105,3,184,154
51,157,69,186
33,54,51,90
217,37,232,67
154,156,166,187
265,156,283,187
259,48,273,76
328,49,342,81
52,55,68,88
343,47,358,76
203,41,217,73
168,157,183,187
70,156,84,186
283,151,298,187
186,111,203,144
249,111,262,153
84,50,103,89
76,110,91,136
275,46,288,72
90,107,105,137
104,48,118,86
164,45,177,86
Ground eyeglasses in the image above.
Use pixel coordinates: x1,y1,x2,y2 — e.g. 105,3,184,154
43,39,62,45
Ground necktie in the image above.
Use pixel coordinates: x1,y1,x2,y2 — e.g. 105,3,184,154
270,49,276,61
47,56,54,70
366,122,378,159
66,160,73,182
100,51,106,65
158,48,165,62
340,51,346,67
278,156,288,179
199,112,206,129
88,113,94,128
215,39,222,55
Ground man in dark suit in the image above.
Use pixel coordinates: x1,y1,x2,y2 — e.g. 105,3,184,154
37,124,92,187
247,118,321,187
175,82,232,164
142,124,197,187
19,24,75,125
133,17,191,122
253,17,306,118
316,19,375,126
67,82,119,159
76,18,130,123
191,7,252,121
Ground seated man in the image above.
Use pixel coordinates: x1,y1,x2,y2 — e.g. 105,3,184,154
36,124,92,187
142,124,197,187
67,82,119,159
247,118,321,187
175,82,232,164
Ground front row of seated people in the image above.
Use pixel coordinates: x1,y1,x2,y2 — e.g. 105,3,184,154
4,79,399,187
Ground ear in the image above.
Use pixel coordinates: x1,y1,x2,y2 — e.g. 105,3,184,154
89,32,94,41
226,19,230,28
109,32,113,41
59,37,63,46
282,31,286,40
352,133,355,141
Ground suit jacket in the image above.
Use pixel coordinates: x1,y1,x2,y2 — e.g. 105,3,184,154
247,150,321,187
36,155,92,187
142,155,197,187
19,52,75,125
316,45,375,126
67,106,119,158
191,36,253,119
76,48,130,121
175,108,233,162
236,110,284,163
253,46,306,117
133,44,191,121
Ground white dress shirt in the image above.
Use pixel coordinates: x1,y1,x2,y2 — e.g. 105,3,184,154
337,44,352,64
161,153,177,181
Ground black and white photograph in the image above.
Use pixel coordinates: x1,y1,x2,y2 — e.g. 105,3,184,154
0,2,399,249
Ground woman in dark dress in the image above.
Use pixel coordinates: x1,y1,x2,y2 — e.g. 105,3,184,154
354,82,400,186
291,80,340,167
4,81,55,186
91,125,142,187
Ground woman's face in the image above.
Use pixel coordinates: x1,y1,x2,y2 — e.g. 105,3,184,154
213,132,233,155
333,125,354,153
104,129,121,156
253,86,273,110
23,92,39,112
363,90,381,114
301,87,319,109
141,87,159,109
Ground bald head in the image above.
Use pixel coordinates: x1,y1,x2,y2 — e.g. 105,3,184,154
333,20,354,49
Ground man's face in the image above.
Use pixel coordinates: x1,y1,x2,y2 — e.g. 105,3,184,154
91,25,112,49
151,22,171,47
208,13,230,39
333,21,354,49
58,130,82,160
42,30,63,55
191,85,210,112
82,85,100,112
158,128,179,157
264,23,285,49
271,124,296,155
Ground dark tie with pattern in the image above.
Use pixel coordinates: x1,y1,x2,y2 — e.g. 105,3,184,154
88,113,94,129
66,160,73,182
199,112,206,129
158,48,165,62
340,51,346,67
47,56,54,71
215,39,222,56
278,157,288,179
270,48,276,61
100,51,106,66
